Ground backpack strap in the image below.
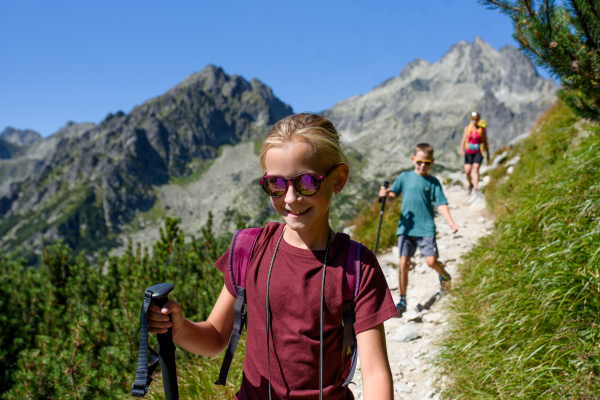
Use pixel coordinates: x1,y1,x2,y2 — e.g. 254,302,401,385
342,239,361,387
215,227,262,386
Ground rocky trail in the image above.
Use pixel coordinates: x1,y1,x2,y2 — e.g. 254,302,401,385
351,178,495,399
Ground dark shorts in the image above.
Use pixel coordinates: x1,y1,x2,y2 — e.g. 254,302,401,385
398,235,438,258
464,152,484,165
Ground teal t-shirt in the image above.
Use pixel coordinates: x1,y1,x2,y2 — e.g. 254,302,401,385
389,171,448,237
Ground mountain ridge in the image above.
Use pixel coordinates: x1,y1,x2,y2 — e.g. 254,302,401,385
0,65,292,261
1,39,557,261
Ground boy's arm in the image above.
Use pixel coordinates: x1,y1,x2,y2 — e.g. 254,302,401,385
357,323,393,400
438,204,458,233
147,285,235,357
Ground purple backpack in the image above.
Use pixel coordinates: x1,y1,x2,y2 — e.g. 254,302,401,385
214,227,362,387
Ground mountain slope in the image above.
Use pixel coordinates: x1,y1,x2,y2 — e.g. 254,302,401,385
0,65,292,260
323,37,557,178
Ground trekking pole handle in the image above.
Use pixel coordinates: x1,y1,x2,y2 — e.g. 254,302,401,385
378,181,390,203
148,282,174,345
148,283,179,400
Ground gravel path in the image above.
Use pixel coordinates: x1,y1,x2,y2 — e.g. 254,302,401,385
351,181,494,400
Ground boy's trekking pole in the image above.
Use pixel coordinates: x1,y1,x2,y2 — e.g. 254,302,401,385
132,283,179,399
373,180,390,255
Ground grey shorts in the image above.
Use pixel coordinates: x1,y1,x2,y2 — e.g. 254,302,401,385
398,235,438,258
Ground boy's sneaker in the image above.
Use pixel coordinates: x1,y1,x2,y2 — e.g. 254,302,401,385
467,184,473,195
439,272,452,291
395,300,407,318
474,188,481,196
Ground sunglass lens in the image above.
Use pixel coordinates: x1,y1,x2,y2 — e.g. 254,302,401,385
295,174,319,195
264,176,286,197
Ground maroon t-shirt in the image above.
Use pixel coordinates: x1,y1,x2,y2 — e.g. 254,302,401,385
215,222,397,400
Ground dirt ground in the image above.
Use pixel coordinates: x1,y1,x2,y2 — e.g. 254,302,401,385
350,180,494,400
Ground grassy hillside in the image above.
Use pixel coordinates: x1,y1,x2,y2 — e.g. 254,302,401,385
439,102,600,398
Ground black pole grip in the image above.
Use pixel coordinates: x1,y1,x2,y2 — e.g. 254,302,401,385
148,283,179,400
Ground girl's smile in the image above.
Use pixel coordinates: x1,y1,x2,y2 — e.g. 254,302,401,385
285,207,311,216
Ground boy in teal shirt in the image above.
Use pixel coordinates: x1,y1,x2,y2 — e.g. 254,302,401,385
379,143,458,317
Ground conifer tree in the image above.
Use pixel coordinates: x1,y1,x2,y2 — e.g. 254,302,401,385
480,0,600,120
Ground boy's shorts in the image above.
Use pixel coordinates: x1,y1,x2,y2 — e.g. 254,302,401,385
398,235,438,258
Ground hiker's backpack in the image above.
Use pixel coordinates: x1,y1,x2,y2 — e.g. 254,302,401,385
466,120,487,155
214,227,362,387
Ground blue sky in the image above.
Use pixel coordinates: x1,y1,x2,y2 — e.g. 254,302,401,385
1,0,541,137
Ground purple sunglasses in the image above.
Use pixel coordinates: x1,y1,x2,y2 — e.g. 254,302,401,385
259,164,340,197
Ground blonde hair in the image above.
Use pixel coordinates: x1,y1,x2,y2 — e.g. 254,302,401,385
260,113,353,175
414,143,434,158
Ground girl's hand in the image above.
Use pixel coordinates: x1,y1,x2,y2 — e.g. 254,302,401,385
147,300,185,341
460,149,465,157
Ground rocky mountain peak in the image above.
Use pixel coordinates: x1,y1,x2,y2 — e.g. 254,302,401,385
0,66,293,260
323,37,557,178
0,127,42,146
398,59,432,81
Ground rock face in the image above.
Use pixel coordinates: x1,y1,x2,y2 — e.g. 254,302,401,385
0,127,41,147
323,37,557,178
0,65,292,259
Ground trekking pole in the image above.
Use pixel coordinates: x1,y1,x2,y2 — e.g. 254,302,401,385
132,282,179,399
373,180,390,255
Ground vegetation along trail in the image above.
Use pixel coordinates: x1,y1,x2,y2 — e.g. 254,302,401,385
351,177,494,400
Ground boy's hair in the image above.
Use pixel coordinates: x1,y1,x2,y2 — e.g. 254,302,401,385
414,143,434,158
260,113,353,175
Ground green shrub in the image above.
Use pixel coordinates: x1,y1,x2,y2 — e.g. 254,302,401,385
1,215,244,399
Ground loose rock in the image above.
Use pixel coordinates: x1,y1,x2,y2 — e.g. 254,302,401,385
395,325,420,342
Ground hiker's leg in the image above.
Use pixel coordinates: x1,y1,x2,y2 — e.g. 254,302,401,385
399,256,410,295
425,255,446,275
464,163,473,187
472,163,481,189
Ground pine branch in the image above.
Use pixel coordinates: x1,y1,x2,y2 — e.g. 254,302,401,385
523,0,537,16
589,0,600,20
544,0,553,38
571,0,597,49
481,0,527,14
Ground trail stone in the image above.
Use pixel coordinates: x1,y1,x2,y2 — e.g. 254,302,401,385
469,196,487,211
492,151,509,167
394,382,413,394
422,312,443,324
505,155,521,166
395,325,420,342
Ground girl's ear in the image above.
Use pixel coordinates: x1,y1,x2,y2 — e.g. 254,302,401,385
333,164,350,194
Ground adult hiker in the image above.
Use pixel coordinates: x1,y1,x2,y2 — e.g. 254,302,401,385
378,143,458,318
460,111,490,195
147,113,397,399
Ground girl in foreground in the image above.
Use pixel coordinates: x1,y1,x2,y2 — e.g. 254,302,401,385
147,114,396,399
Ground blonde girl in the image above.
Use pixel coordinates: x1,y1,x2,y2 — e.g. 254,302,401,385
147,113,396,399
